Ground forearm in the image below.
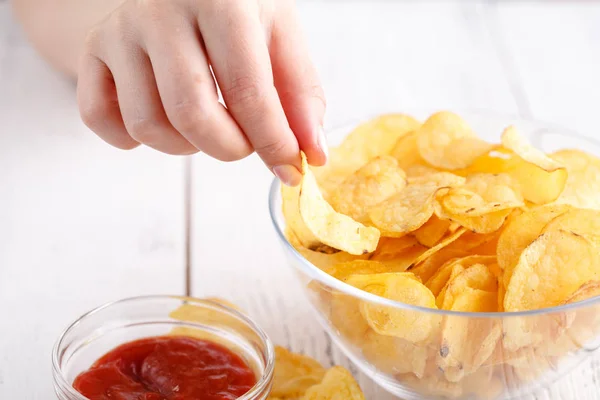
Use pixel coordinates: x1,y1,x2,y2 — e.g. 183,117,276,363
12,0,123,77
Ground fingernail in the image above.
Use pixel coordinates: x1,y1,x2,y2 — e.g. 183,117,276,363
273,164,302,187
317,126,329,162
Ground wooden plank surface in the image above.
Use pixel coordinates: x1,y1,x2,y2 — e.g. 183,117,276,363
2,0,600,399
0,5,187,398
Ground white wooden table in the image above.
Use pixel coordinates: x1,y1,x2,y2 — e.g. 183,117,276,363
2,1,600,399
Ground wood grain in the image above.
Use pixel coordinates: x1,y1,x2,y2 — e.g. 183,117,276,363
0,6,187,398
1,0,600,399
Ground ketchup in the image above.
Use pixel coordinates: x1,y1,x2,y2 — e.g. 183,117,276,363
73,336,257,400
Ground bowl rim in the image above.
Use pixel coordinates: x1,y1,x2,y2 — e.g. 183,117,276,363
52,294,275,400
268,107,600,318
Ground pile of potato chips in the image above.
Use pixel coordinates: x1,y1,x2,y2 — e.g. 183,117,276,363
169,298,366,399
281,111,600,398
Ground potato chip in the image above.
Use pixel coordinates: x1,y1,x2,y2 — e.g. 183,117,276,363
438,173,524,216
368,172,465,236
329,293,370,345
436,264,466,309
411,248,470,284
564,280,600,304
413,215,452,247
558,281,600,352
427,255,496,299
504,230,600,311
340,114,421,162
437,288,501,382
303,366,365,400
324,260,391,282
286,227,366,271
328,156,406,222
389,130,425,170
398,361,463,398
552,149,600,210
345,273,438,342
434,176,520,234
497,204,571,289
501,126,568,204
298,153,380,255
361,330,428,377
282,182,320,249
369,236,428,271
370,236,419,259
412,227,468,266
425,258,463,296
417,111,495,170
542,207,600,246
271,346,326,399
441,263,498,311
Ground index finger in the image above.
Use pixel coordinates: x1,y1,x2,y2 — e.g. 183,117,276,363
197,2,302,186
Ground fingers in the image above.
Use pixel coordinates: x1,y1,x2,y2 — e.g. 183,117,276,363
104,36,198,155
270,7,328,167
77,53,139,150
198,1,302,186
140,6,252,161
80,13,198,156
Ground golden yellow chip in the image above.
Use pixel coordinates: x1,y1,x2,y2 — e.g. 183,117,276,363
504,230,600,311
311,115,419,201
271,346,326,399
411,247,470,284
426,255,496,299
286,227,367,271
302,366,365,400
552,149,600,210
328,156,406,222
405,164,442,179
413,215,452,247
361,330,428,377
441,263,498,310
564,280,600,304
438,288,501,382
282,181,320,249
435,264,466,309
389,130,425,170
345,272,438,342
433,175,521,234
438,173,524,216
417,111,495,170
370,236,420,258
542,207,600,246
501,126,568,204
297,153,380,255
398,360,463,398
369,236,428,272
323,260,391,282
329,293,370,346
368,172,465,236
412,227,467,266
497,204,571,289
340,114,421,162
425,257,463,297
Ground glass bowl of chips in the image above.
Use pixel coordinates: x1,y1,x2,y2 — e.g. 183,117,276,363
269,110,600,399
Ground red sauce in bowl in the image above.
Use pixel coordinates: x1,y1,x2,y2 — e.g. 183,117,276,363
73,336,257,400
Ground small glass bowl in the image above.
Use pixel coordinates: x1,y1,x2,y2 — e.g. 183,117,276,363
269,109,600,400
52,295,274,400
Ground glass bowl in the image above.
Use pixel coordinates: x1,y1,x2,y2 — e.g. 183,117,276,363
52,295,275,400
268,110,600,400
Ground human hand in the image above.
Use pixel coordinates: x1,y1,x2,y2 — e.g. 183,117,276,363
77,0,327,186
